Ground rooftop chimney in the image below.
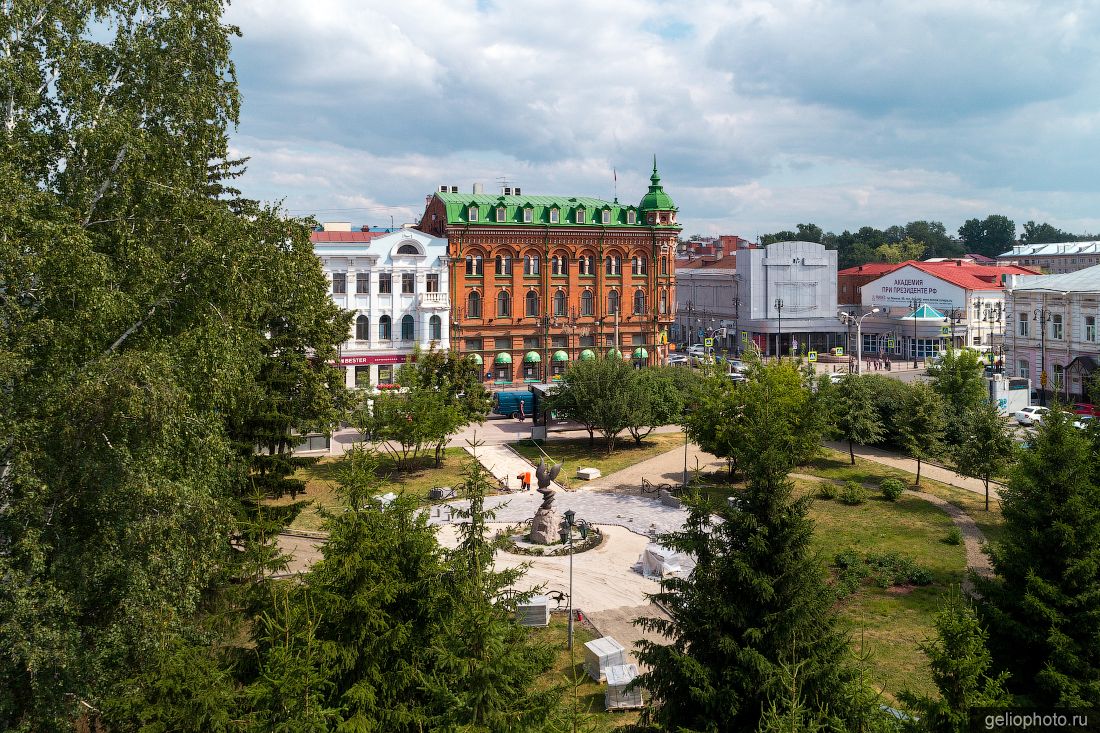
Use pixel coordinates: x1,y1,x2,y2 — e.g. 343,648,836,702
473,182,484,194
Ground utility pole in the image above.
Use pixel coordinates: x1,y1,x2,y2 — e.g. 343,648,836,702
911,298,919,369
1035,298,1050,406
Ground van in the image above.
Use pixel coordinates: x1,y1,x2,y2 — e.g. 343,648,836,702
491,389,533,418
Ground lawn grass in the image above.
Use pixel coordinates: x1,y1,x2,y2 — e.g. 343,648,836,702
531,614,640,731
801,481,967,702
511,433,686,485
267,447,476,532
802,448,1006,546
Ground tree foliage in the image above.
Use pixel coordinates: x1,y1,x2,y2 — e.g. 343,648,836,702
953,401,1014,511
976,410,1100,706
900,593,1012,732
957,215,1016,259
0,3,349,728
927,347,987,446
897,383,947,486
830,374,885,464
633,362,867,732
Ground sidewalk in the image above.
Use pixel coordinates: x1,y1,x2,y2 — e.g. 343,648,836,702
465,442,564,493
822,441,1002,500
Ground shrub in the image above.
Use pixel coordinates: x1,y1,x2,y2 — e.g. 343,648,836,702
833,550,933,593
818,482,839,500
839,481,866,505
944,526,963,546
879,478,906,502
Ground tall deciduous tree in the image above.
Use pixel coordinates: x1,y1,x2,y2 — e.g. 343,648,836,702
550,356,637,452
832,374,885,464
634,362,866,731
625,367,685,445
927,347,987,445
898,382,947,486
976,410,1100,706
953,402,1014,511
0,3,349,728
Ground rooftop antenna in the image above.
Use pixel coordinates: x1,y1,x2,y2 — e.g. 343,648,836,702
496,175,511,193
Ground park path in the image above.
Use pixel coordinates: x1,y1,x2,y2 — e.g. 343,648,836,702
823,441,1003,502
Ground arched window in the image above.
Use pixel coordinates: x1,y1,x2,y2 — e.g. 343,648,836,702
497,290,511,317
495,254,512,275
355,314,369,340
524,255,539,276
378,315,392,340
525,290,539,317
660,256,668,275
429,315,442,341
554,290,566,316
467,290,482,318
552,254,568,276
608,290,620,314
397,243,419,255
401,315,414,340
633,289,646,314
605,255,620,275
631,256,647,275
581,290,594,316
465,255,483,276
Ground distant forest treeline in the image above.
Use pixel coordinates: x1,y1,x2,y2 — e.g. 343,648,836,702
702,216,1097,269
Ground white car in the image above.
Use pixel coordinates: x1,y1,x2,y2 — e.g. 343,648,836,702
667,354,689,365
686,344,706,356
828,373,847,384
1014,406,1049,426
1073,415,1095,430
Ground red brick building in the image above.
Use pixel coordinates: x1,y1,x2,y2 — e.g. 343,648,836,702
417,161,680,383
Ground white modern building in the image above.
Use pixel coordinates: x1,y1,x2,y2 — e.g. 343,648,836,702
1003,265,1100,404
735,241,846,356
312,223,450,389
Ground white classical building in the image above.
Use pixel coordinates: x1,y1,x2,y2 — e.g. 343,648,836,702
312,224,450,389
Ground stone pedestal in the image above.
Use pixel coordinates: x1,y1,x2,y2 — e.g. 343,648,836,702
528,508,560,545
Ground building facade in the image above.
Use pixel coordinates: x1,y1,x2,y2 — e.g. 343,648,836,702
417,162,679,383
734,241,846,357
1003,265,1100,403
998,241,1100,274
312,224,450,389
855,261,1036,362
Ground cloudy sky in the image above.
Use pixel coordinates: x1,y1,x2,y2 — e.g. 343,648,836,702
224,0,1100,239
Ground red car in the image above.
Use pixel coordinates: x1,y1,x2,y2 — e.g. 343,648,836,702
1072,403,1098,417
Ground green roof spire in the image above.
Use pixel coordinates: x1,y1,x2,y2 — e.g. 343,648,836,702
639,156,676,212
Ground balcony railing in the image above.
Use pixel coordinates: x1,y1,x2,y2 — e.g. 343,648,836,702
419,292,450,308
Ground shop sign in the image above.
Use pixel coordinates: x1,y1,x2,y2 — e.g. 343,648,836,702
338,353,414,366
862,265,965,309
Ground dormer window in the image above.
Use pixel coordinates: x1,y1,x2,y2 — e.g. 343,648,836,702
602,209,611,224
576,209,586,224
549,208,560,224
496,206,506,222
626,210,636,225
523,207,533,223
468,206,479,222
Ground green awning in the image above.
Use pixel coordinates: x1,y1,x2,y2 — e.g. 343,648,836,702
552,350,569,362
469,353,483,365
608,349,623,359
494,352,512,365
523,350,541,363
579,349,596,361
632,347,648,360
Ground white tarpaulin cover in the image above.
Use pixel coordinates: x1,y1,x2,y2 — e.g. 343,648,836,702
633,543,696,579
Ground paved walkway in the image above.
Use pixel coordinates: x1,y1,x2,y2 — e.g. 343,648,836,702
823,441,1003,501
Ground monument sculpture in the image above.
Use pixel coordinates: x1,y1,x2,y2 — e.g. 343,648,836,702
528,458,563,544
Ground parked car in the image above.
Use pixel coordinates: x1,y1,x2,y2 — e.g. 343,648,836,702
1073,415,1095,430
828,373,847,384
1014,406,1049,426
685,344,705,356
667,354,689,365
1072,403,1098,417
727,372,748,384
726,359,748,374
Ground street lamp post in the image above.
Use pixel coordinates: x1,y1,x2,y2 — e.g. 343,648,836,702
774,298,784,360
911,298,920,369
562,510,576,650
840,308,880,374
1034,301,1052,407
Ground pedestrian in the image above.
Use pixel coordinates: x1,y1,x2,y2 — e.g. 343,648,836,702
518,401,525,421
520,471,532,491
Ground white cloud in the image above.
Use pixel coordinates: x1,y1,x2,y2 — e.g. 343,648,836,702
223,0,1100,239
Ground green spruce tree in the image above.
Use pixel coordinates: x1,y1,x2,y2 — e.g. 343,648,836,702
976,410,1100,706
633,363,865,731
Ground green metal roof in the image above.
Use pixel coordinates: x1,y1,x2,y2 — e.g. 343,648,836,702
495,352,512,364
902,304,946,320
523,350,541,363
552,350,569,362
579,349,596,361
638,157,677,212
